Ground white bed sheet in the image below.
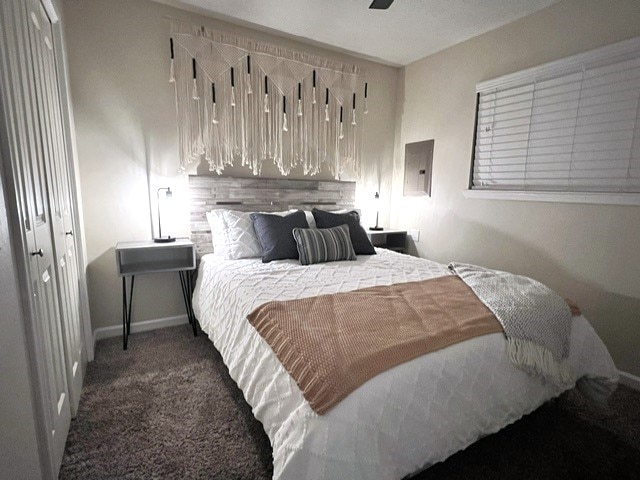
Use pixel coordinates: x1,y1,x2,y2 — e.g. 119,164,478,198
193,249,618,480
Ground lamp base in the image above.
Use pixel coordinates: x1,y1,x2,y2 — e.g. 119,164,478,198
153,236,176,243
369,226,384,231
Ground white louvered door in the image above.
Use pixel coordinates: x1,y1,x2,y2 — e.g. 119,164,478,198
22,0,73,470
27,0,84,415
1,0,75,474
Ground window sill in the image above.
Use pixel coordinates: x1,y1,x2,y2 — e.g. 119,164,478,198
463,189,640,206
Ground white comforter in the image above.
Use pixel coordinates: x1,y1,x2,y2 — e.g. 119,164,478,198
192,249,618,480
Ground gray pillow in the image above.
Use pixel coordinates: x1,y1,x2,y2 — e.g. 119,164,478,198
292,224,357,265
250,210,309,263
311,208,376,255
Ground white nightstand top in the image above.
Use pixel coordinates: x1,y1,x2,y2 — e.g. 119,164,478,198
115,238,193,251
366,229,407,236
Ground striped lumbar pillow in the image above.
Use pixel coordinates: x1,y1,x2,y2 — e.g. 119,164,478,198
292,224,357,265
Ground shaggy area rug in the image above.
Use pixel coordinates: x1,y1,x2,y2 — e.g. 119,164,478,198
60,326,640,479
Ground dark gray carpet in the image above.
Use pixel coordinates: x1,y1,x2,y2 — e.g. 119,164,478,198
60,325,640,479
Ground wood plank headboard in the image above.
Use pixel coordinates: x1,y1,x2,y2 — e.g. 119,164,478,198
189,175,356,257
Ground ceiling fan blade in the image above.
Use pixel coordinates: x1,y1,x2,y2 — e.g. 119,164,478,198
369,0,394,9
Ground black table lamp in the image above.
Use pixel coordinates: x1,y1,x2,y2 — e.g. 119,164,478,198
369,191,383,231
154,187,176,243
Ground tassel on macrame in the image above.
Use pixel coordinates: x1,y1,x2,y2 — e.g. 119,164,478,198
364,82,369,115
191,58,199,100
211,83,219,124
264,76,270,113
339,106,344,140
324,88,330,122
312,70,317,105
230,68,236,108
212,103,219,124
169,38,175,83
297,83,303,117
351,93,357,126
246,56,253,95
283,97,289,132
192,79,199,100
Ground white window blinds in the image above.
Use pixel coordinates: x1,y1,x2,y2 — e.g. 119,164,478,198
472,37,640,193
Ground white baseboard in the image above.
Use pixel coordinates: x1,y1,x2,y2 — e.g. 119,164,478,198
92,314,189,349
619,371,640,391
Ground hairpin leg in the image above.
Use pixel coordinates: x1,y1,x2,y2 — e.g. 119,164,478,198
179,270,198,336
122,275,135,349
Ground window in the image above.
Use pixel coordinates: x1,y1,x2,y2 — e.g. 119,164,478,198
470,36,640,202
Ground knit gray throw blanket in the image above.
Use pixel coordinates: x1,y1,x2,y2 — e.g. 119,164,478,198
449,262,573,386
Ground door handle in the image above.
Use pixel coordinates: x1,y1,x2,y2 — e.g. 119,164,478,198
65,230,73,236
30,249,44,257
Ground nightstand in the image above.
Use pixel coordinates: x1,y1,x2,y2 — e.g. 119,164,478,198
366,229,408,254
115,239,197,349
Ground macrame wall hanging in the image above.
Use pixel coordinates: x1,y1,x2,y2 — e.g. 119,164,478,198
169,21,369,179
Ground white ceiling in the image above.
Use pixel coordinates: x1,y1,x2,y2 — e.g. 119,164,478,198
166,0,559,66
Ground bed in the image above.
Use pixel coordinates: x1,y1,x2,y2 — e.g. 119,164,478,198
189,175,618,480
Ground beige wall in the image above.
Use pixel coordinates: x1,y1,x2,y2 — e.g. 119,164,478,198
391,0,640,376
62,0,398,331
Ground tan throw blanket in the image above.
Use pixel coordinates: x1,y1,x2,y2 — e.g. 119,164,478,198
248,276,503,414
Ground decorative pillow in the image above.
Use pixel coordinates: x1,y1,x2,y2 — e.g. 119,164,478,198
303,209,358,228
311,208,376,255
250,210,309,263
292,224,357,266
206,209,262,259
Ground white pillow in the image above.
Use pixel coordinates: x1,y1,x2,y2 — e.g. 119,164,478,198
206,209,298,259
266,209,296,216
206,210,262,259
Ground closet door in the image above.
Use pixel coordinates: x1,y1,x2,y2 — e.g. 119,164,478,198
14,0,71,471
27,0,84,415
